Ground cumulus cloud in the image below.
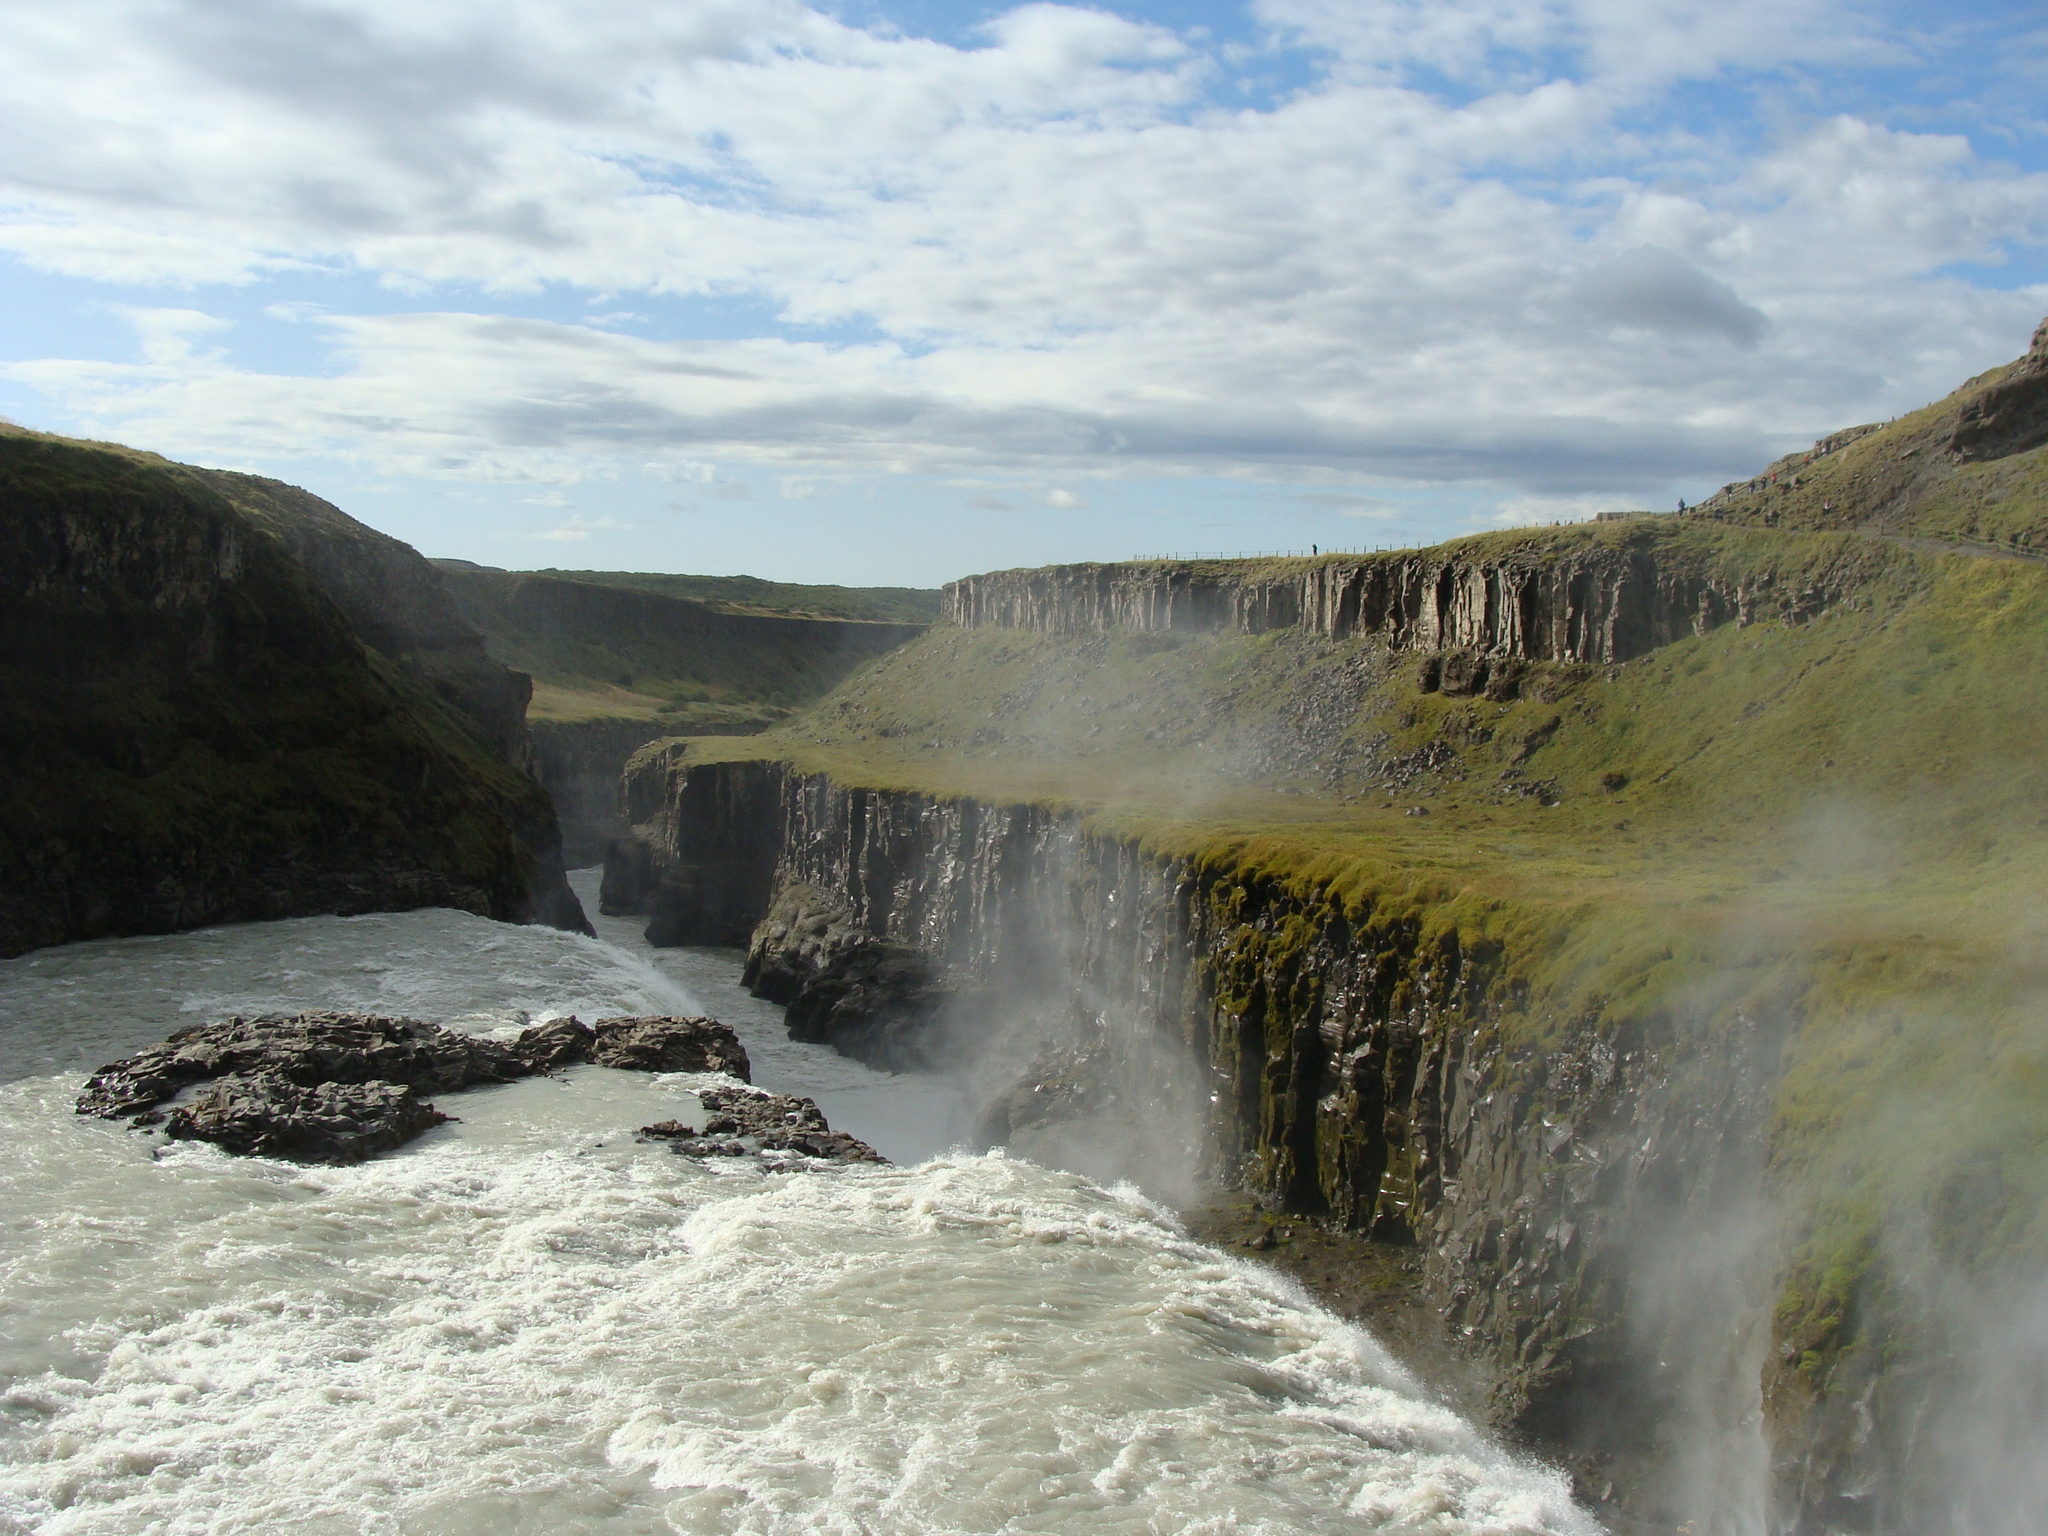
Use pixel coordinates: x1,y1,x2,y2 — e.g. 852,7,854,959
1486,490,1647,526
117,307,231,364
0,0,2043,499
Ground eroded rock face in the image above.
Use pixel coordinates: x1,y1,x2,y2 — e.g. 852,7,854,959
939,531,1831,665
78,1009,753,1164
1949,327,2048,462
742,883,945,1071
640,1085,885,1164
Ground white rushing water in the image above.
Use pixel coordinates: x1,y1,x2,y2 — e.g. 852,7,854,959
0,875,1592,1535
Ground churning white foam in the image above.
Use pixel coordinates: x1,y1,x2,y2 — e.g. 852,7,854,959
0,901,1592,1535
1,1112,1589,1535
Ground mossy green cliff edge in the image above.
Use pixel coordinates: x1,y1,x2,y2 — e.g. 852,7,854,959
604,340,2048,1532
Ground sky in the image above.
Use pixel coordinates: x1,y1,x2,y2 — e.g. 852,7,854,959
2,0,2045,588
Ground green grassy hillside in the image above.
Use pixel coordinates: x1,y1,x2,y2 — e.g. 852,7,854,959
665,515,2048,1436
1693,320,2048,551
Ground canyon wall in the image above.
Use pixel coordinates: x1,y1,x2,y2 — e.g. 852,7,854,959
200,469,546,776
607,744,1969,1533
0,429,588,953
531,719,673,865
599,527,2035,1531
943,527,1845,664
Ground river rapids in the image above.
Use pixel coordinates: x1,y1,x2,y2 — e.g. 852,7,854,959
0,873,1592,1536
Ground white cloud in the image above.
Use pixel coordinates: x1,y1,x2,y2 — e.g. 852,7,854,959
116,306,230,364
1564,247,1768,347
0,1,2042,503
1296,492,1399,520
1485,490,1649,527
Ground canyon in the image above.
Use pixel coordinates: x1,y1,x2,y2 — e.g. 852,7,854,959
437,562,929,859
9,324,2048,1533
603,499,2048,1531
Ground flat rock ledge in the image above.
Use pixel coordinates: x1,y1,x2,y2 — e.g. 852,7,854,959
640,1086,886,1166
77,1010,753,1164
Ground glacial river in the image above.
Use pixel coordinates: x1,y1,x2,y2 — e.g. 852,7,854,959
0,873,1591,1535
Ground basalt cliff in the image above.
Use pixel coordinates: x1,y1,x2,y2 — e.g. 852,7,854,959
941,523,1843,663
605,474,2048,1533
0,426,587,955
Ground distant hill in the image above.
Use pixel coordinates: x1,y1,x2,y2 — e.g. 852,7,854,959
431,563,928,861
1692,317,2048,551
431,565,928,721
435,562,941,626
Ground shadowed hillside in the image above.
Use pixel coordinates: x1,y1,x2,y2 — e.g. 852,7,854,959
0,427,587,953
486,566,940,625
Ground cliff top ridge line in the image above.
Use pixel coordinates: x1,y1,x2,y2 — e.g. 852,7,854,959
940,521,1889,667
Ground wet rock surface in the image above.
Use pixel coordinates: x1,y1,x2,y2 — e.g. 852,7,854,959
78,1009,754,1164
162,1078,450,1163
639,1085,886,1165
77,1011,536,1120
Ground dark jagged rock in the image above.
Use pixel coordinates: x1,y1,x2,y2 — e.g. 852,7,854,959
742,883,945,1071
508,1016,601,1072
1949,325,2048,462
590,1015,751,1077
77,1011,534,1120
164,1077,449,1163
640,1085,885,1164
79,1009,753,1163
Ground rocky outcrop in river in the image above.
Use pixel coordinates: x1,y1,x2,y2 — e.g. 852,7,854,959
78,1010,754,1161
641,1085,886,1164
